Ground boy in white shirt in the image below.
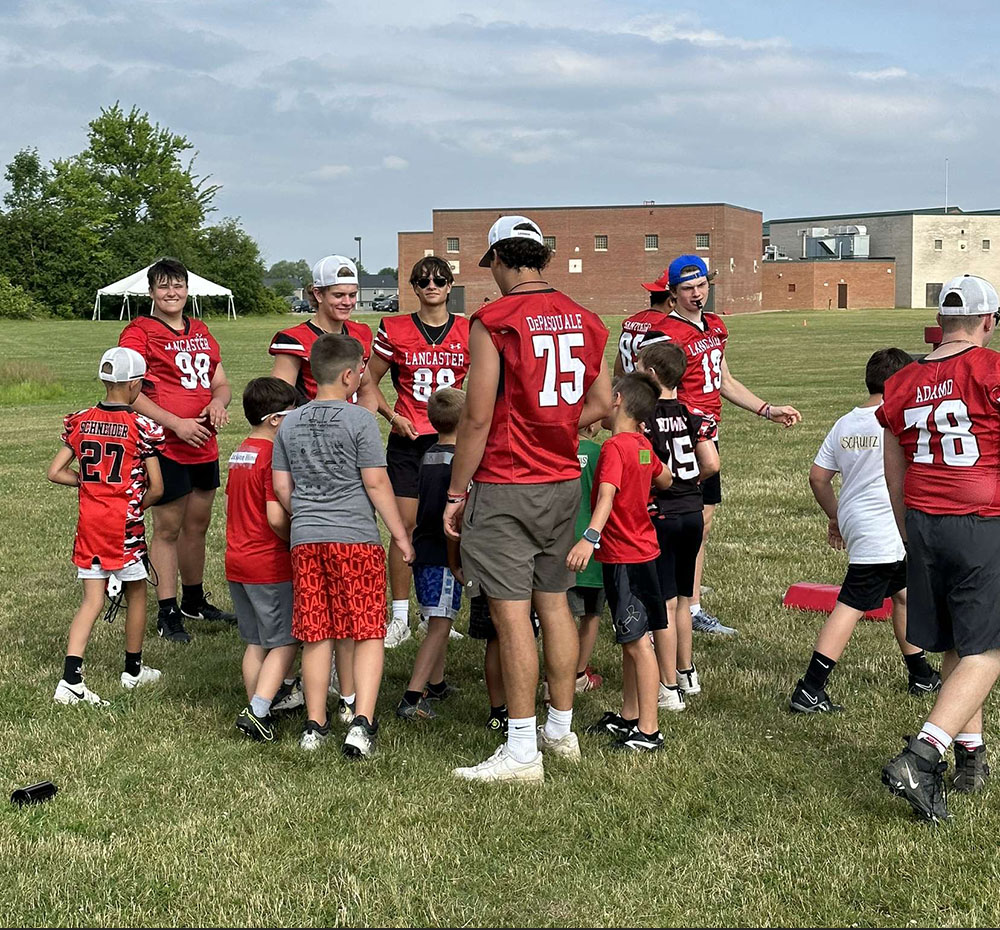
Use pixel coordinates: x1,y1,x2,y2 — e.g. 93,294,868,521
790,348,941,713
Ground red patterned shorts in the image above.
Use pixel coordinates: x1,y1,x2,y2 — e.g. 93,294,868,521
291,542,387,642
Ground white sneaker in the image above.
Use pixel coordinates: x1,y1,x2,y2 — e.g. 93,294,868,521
299,721,330,751
384,616,412,649
658,682,686,712
53,679,109,706
536,726,581,761
337,697,356,725
342,717,377,759
417,618,464,639
452,745,544,784
328,664,340,696
120,665,162,690
677,667,701,695
272,677,304,712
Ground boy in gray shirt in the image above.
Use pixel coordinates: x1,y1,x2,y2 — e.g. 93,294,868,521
273,333,413,759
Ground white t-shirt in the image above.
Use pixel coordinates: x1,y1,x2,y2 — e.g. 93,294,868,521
813,405,905,565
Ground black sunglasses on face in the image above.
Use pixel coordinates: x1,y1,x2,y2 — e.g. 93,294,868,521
416,276,448,289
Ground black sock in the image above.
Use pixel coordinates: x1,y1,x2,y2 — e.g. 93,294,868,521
402,690,422,705
125,651,142,677
426,680,446,697
804,651,836,692
63,655,84,686
904,650,934,678
678,666,695,676
490,704,507,717
623,716,639,727
158,597,178,614
638,728,661,739
181,583,204,608
576,669,587,679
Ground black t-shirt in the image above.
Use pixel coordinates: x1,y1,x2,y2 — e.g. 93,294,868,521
412,442,455,566
646,398,715,515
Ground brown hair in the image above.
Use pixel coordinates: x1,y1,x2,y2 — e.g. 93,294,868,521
427,387,465,434
638,339,686,390
310,334,363,385
613,372,660,423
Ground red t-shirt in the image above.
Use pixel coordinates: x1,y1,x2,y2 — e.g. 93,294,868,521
655,311,729,422
61,403,164,571
472,290,608,484
268,319,373,402
118,315,222,464
876,346,1000,516
371,313,470,434
224,437,292,584
593,431,663,564
617,308,671,373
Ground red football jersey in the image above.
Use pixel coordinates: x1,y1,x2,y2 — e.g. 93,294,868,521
655,311,729,421
472,290,608,484
592,431,663,564
617,308,671,373
225,437,292,584
119,315,222,464
372,313,470,434
876,347,1000,516
61,403,164,571
268,319,373,402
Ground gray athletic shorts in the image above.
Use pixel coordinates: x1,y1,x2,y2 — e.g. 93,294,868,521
228,580,298,649
567,584,606,618
460,479,579,601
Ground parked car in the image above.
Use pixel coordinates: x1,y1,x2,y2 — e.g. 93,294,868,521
372,294,399,312
291,299,311,313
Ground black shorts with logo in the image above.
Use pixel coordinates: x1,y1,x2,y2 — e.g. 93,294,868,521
387,432,438,499
602,560,667,645
837,560,906,612
156,453,220,506
654,510,704,600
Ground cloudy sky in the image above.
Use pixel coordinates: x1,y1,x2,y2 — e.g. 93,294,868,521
2,0,998,270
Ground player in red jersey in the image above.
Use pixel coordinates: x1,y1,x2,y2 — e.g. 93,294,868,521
654,254,802,636
878,275,1000,823
48,347,164,706
445,215,611,783
119,258,234,643
270,255,373,402
359,255,470,648
614,271,676,376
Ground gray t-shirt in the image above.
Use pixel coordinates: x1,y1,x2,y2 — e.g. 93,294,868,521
272,400,387,547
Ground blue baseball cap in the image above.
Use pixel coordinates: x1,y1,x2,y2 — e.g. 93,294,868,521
668,254,709,286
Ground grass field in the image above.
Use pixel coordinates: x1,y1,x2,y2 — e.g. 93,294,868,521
2,309,999,928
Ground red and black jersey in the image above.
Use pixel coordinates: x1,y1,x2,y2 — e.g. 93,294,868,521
269,319,373,402
655,311,729,422
877,346,1000,516
646,398,717,515
118,315,222,464
372,313,470,435
61,403,164,571
472,290,608,484
617,308,671,373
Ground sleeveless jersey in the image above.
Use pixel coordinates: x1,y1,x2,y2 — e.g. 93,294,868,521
655,311,729,422
617,308,671,373
269,318,373,402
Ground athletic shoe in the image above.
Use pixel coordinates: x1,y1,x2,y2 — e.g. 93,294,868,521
53,679,109,706
575,667,603,692
299,719,330,751
789,679,843,714
157,607,191,644
615,727,664,753
384,616,412,649
120,665,162,690
417,618,465,639
329,663,340,696
396,696,437,721
882,735,949,823
337,697,356,725
908,669,942,695
692,608,737,636
272,677,304,713
236,706,275,742
181,596,236,624
343,715,378,759
952,743,990,794
658,683,686,712
677,667,701,696
425,681,460,702
536,726,581,761
452,745,544,784
486,708,508,733
586,711,634,738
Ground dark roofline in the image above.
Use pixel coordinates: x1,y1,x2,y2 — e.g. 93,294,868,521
766,206,988,224
398,230,433,235
431,202,760,217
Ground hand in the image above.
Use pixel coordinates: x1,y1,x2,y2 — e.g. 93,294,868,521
768,404,802,428
827,519,845,551
393,534,415,564
172,417,213,447
443,499,466,540
200,399,229,431
566,539,594,573
449,563,465,587
391,415,419,440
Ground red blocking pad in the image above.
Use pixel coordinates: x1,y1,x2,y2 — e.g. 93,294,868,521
782,583,891,621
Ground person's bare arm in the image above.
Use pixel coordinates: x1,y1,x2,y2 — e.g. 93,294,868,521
47,446,79,487
447,537,464,585
132,393,213,447
579,355,613,428
720,357,802,427
809,463,843,550
695,438,720,481
653,464,673,491
272,469,293,514
142,455,163,509
362,466,414,562
271,354,302,388
882,429,908,543
358,353,419,439
266,500,291,541
199,362,231,430
566,482,617,572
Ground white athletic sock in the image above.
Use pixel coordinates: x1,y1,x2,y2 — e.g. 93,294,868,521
391,599,409,622
918,721,952,757
956,732,985,750
689,602,701,616
543,706,573,740
507,716,538,763
341,692,356,706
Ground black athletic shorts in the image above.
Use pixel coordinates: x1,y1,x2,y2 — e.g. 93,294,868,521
156,453,220,506
905,509,1000,657
837,560,906,612
387,432,438,499
468,595,540,642
654,510,704,600
602,560,667,644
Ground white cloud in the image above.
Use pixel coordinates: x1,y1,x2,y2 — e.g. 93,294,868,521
310,164,352,180
382,155,409,170
853,66,909,80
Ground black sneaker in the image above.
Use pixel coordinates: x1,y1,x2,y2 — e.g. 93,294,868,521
952,743,990,794
614,727,664,753
236,706,275,742
908,669,943,695
882,735,949,823
586,711,634,738
157,607,191,644
486,708,508,733
395,696,437,721
181,595,236,624
789,679,843,714
343,714,378,760
425,681,459,702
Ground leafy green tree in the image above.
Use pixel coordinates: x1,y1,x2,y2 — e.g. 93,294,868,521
378,266,398,277
196,218,285,316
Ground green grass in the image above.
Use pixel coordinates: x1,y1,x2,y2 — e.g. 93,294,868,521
1,309,997,928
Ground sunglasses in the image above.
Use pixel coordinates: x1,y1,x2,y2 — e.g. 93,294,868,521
415,276,449,289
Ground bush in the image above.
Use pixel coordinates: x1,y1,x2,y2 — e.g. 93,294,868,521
0,275,47,319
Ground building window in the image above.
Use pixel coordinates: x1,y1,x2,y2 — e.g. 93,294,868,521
788,283,796,293
423,249,434,257
984,240,991,251
594,235,608,251
934,239,943,251
569,259,583,273
448,261,460,275
544,236,556,251
644,234,659,251
695,233,710,249
446,237,459,253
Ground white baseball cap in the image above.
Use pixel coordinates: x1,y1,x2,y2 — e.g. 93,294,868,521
939,274,1000,316
99,346,157,383
312,254,359,287
478,215,545,267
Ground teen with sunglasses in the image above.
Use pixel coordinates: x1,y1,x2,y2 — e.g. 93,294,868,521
359,256,470,648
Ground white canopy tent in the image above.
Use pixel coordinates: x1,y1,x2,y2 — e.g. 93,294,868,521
93,266,236,321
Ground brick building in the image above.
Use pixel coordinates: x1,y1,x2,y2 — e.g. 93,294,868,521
398,203,763,315
761,259,896,311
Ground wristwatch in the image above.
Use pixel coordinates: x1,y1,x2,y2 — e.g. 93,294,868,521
582,527,601,548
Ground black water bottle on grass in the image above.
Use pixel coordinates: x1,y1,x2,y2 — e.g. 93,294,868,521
11,781,58,806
